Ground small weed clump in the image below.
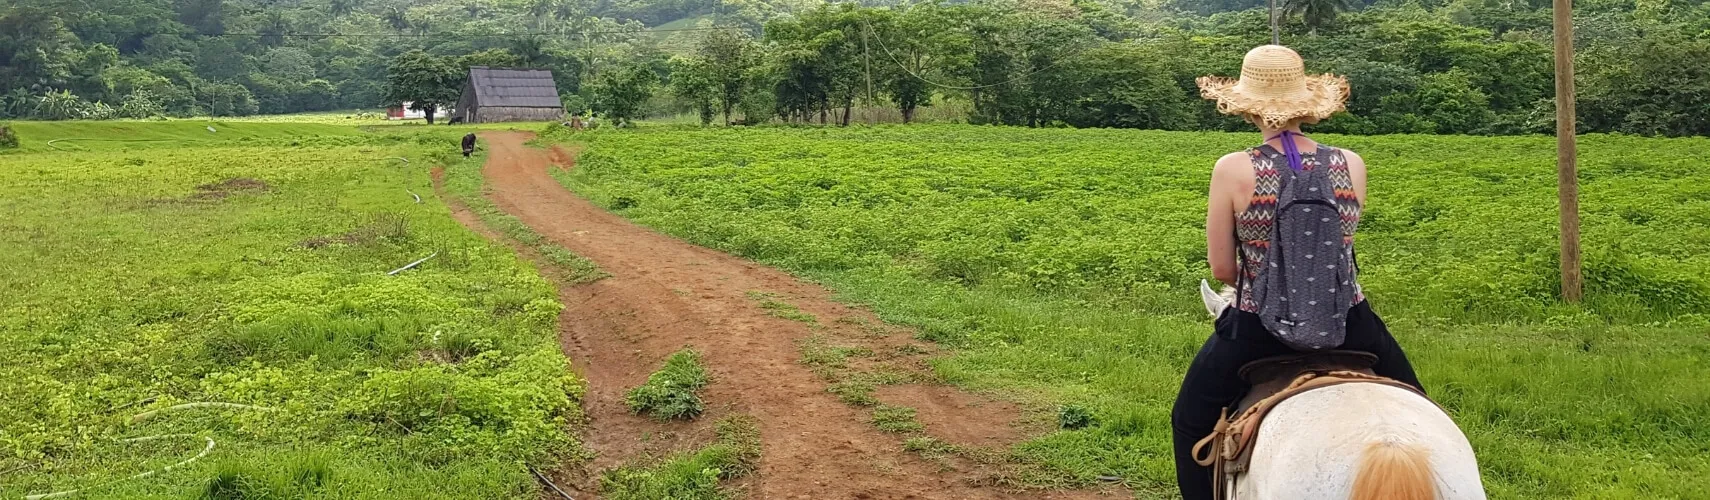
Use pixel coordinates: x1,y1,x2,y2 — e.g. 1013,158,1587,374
1057,404,1097,430
602,415,761,500
625,349,710,420
828,380,878,406
871,404,924,433
902,436,957,458
747,291,818,323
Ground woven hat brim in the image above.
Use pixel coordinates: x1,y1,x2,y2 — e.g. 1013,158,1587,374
1196,74,1350,128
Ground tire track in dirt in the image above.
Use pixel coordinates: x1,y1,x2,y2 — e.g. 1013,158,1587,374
468,131,1118,499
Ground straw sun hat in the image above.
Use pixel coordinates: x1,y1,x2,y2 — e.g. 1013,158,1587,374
1196,45,1350,129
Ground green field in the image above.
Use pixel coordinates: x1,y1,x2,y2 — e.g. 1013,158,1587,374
547,124,1710,498
0,123,580,498
4,120,1708,498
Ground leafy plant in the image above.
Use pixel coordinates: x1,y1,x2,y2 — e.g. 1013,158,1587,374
1057,404,1096,430
548,125,1710,496
602,415,761,500
625,349,711,420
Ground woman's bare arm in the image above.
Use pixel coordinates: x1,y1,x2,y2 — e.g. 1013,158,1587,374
1344,149,1368,205
1207,153,1248,287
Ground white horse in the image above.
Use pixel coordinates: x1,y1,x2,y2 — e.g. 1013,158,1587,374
1199,280,1486,500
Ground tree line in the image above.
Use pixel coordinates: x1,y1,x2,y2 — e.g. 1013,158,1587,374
6,0,1710,136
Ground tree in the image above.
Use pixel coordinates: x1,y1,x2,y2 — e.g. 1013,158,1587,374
764,4,866,125
177,0,224,34
668,57,717,126
197,81,257,117
590,63,656,127
382,6,409,32
460,49,524,69
0,7,81,92
328,0,360,18
872,3,969,123
963,9,1099,127
510,36,550,67
384,50,461,124
696,30,758,125
1282,0,1355,35
1057,43,1198,129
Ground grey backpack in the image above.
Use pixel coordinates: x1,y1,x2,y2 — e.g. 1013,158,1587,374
1245,145,1358,351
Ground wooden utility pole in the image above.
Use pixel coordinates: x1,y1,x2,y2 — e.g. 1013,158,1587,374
1270,0,1280,45
1554,0,1583,302
862,24,876,125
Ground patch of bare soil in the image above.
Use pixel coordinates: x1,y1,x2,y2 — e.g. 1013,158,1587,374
463,132,1121,499
296,213,409,249
547,145,578,170
146,177,272,206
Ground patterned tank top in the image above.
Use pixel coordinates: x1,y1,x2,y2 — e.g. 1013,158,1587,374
1235,144,1364,312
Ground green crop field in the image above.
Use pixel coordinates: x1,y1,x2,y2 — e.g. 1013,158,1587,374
548,124,1710,498
0,123,580,498
5,119,1708,499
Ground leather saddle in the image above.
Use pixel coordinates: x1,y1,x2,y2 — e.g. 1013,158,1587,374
1192,350,1425,500
1231,350,1378,414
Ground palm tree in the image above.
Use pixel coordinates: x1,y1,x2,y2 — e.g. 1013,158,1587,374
527,0,553,20
553,0,584,22
327,0,360,17
383,6,409,32
260,11,291,46
510,36,550,66
1282,0,1355,35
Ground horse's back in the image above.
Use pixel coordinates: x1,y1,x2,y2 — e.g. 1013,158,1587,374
1239,383,1485,499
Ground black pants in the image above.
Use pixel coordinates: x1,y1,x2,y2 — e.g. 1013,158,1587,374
1170,301,1422,500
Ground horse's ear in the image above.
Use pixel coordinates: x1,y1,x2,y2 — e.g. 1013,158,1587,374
1201,279,1228,318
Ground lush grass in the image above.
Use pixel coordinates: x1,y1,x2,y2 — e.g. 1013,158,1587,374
551,125,1710,497
600,415,761,500
0,120,375,153
0,123,583,498
625,349,712,420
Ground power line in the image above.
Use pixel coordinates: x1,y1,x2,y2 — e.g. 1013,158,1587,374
861,19,1102,91
64,26,742,39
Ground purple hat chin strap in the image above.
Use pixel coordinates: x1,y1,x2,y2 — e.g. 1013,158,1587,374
1268,131,1306,172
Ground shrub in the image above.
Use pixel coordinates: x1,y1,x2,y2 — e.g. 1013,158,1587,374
0,124,17,149
625,349,710,420
119,91,166,119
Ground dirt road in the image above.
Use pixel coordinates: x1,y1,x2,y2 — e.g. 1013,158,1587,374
462,131,1114,499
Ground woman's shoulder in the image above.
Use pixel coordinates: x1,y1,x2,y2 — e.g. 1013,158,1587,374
1212,151,1257,184
1319,144,1361,160
1214,150,1254,170
1325,146,1365,171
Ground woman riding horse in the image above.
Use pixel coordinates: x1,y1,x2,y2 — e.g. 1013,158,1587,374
1171,45,1428,500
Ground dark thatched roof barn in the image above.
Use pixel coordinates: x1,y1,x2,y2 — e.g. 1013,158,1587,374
454,67,565,123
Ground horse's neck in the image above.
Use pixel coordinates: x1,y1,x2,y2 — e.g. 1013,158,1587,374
1237,383,1486,500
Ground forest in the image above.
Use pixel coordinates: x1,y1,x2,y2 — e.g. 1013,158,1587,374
4,0,1710,136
